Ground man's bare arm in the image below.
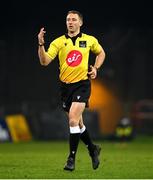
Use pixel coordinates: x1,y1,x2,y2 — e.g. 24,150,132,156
94,48,105,70
88,48,106,79
38,27,52,66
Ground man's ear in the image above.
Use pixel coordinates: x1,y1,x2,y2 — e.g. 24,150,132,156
80,20,83,27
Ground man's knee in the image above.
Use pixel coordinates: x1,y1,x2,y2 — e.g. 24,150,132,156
68,102,85,127
69,112,79,127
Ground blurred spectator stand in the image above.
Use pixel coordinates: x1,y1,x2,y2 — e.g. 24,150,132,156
131,99,153,135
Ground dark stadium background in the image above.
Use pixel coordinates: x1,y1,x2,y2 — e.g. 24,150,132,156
0,0,153,140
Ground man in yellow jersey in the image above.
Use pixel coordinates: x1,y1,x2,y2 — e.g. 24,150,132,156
38,10,105,171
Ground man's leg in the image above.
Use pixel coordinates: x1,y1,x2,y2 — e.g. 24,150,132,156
79,116,101,170
79,116,95,150
64,102,85,171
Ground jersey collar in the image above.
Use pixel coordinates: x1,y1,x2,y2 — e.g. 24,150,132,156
65,32,82,39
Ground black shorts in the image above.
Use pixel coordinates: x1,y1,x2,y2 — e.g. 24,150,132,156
60,79,91,112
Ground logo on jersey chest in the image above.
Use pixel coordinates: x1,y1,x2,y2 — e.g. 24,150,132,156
79,41,86,47
66,50,82,67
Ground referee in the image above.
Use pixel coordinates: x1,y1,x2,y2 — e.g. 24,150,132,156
38,10,105,171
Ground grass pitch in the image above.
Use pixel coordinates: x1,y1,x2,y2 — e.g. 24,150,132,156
0,136,153,179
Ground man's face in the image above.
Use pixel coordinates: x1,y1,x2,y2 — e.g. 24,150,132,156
66,13,82,33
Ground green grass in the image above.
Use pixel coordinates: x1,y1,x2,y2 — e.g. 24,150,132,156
0,136,153,179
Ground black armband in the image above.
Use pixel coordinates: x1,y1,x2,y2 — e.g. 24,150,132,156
95,67,100,72
38,43,44,46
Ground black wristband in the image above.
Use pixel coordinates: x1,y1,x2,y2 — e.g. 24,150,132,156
95,67,100,72
38,43,44,46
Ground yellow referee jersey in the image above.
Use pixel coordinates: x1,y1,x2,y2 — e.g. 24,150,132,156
46,33,102,83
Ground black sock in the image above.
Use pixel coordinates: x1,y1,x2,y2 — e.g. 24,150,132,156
80,128,95,152
69,133,80,159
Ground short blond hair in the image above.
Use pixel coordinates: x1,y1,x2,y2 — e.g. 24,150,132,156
67,10,83,23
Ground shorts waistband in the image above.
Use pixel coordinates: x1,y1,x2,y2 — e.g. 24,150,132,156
60,79,90,86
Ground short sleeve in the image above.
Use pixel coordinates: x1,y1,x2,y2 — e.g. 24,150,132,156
90,36,102,54
46,39,59,60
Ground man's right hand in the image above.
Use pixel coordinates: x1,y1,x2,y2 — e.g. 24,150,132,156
38,27,46,45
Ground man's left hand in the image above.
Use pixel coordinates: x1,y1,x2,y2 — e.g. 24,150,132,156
88,65,97,79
